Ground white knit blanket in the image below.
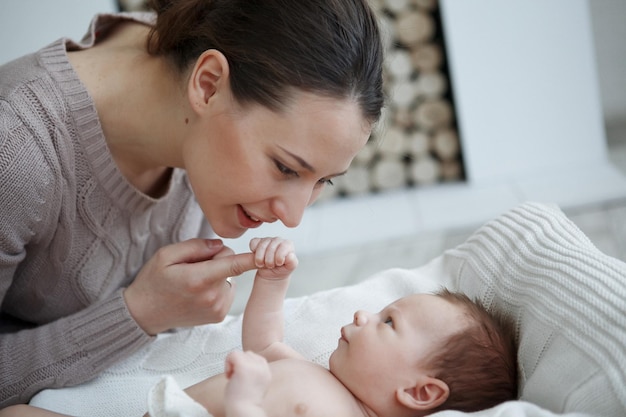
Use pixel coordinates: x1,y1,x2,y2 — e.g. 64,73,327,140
30,202,626,417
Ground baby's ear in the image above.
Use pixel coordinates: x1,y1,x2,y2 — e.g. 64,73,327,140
396,376,449,412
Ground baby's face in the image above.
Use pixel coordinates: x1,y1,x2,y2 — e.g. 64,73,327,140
328,294,467,404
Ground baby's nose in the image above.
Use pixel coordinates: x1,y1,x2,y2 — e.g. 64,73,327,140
353,310,369,326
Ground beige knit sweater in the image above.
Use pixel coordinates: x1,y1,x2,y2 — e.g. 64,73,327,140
0,13,211,406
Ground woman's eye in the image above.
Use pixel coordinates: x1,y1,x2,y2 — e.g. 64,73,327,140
274,160,298,177
274,159,333,186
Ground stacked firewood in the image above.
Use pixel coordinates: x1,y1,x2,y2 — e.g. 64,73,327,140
117,0,148,11
320,0,464,201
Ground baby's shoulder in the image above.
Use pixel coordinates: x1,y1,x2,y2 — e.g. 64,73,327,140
267,359,366,417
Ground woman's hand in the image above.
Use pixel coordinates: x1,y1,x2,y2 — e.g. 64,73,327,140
249,237,298,281
123,238,257,335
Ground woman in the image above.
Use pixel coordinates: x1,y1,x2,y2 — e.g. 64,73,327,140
0,0,384,406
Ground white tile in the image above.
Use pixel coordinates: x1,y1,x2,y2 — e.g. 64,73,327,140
409,182,522,232
306,190,420,253
515,162,626,208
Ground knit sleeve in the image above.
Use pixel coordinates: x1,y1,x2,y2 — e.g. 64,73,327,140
0,289,153,405
0,99,153,406
0,98,59,304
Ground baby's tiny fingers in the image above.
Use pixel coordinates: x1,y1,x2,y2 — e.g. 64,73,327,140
253,238,272,267
275,241,295,266
285,252,299,269
265,238,287,267
249,238,261,252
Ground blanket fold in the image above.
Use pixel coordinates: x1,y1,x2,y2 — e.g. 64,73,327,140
148,376,212,417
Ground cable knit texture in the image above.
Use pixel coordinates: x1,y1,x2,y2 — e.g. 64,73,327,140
0,13,211,406
29,202,625,417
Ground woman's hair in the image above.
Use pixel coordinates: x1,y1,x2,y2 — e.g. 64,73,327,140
427,289,519,414
146,0,384,125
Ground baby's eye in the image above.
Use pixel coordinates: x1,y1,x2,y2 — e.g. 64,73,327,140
384,317,393,327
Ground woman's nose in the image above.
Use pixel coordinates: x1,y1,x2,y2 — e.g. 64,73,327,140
271,185,318,228
353,310,369,326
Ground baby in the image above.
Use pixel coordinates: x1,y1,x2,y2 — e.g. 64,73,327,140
164,237,518,417
0,237,517,417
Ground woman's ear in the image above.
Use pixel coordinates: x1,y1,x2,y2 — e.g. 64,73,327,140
396,376,450,412
187,49,230,114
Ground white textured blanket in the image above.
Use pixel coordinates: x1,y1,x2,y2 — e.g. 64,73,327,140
30,202,626,417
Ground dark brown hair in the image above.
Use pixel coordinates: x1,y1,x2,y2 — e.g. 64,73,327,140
146,0,384,124
427,289,519,414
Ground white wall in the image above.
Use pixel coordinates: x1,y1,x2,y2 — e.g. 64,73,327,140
589,0,626,126
440,0,607,185
0,0,117,65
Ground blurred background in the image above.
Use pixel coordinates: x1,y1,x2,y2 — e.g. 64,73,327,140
1,0,625,313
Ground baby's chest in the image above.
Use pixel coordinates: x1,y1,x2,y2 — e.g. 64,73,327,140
265,360,363,417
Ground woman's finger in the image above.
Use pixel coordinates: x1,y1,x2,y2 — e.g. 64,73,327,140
157,238,225,265
177,252,257,288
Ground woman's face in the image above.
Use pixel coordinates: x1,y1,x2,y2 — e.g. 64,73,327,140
183,90,370,238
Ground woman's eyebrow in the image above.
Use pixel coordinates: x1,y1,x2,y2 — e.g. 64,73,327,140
278,146,315,173
277,146,349,178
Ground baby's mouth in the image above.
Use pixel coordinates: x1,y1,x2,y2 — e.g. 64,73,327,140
340,327,349,343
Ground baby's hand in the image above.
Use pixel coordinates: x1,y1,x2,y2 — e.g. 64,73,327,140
224,351,271,413
249,237,298,280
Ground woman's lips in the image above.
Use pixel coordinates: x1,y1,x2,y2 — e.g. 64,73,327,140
237,205,263,229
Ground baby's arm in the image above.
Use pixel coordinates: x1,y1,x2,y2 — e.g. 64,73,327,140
242,237,302,361
223,351,271,417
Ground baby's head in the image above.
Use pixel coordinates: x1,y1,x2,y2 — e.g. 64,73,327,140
426,289,518,413
329,289,518,417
